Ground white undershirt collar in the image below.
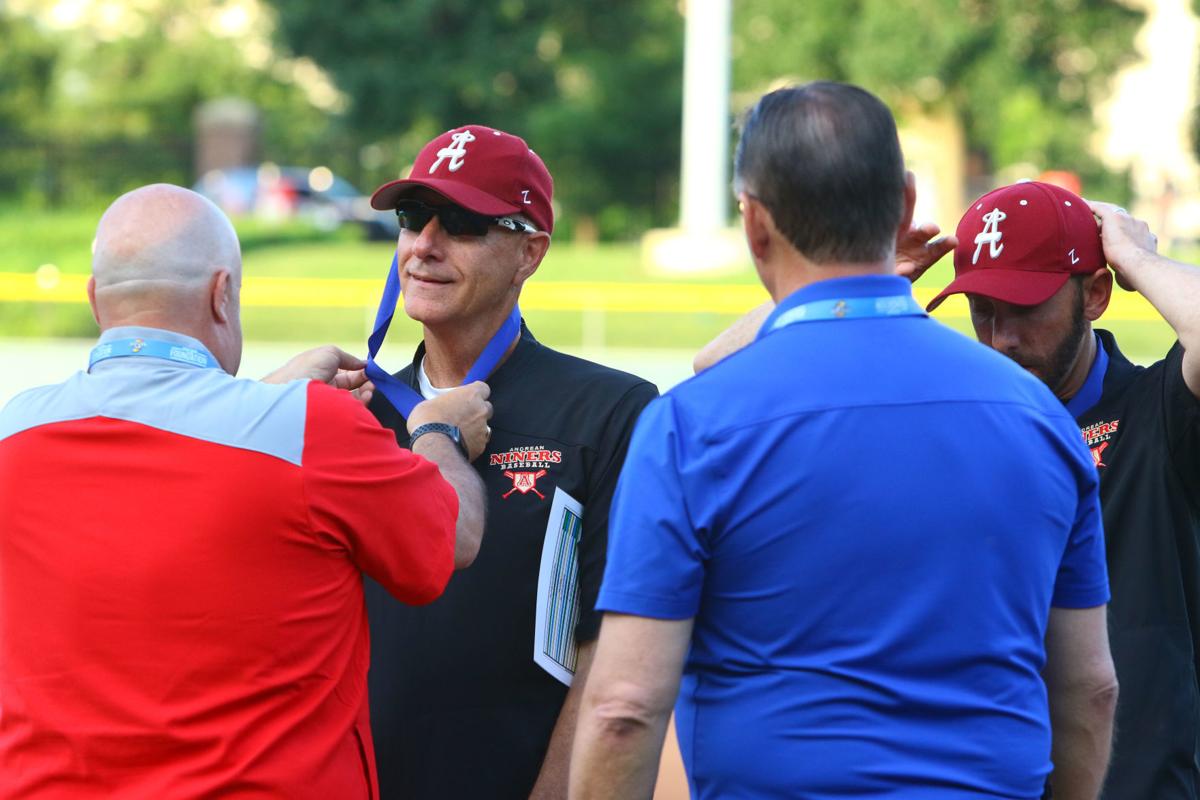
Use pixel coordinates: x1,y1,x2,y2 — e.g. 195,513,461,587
417,356,456,400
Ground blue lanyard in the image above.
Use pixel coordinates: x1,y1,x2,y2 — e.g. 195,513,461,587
365,252,521,418
767,294,925,333
89,338,218,371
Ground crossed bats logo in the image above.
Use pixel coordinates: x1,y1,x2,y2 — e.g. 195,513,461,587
503,469,547,499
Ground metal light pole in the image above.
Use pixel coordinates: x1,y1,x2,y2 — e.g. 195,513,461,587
679,0,731,235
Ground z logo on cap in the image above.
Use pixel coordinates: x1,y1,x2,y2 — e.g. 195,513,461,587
430,130,476,173
973,207,1007,265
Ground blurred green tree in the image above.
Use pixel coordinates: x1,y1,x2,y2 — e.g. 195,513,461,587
732,0,1144,200
0,14,58,136
3,0,1144,219
268,0,684,239
0,14,62,200
1,0,343,206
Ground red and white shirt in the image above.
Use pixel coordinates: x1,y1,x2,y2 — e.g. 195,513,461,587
0,327,457,798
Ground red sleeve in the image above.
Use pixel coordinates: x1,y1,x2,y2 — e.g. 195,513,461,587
301,381,456,604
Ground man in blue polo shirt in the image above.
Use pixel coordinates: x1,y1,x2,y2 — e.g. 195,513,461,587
569,83,1118,799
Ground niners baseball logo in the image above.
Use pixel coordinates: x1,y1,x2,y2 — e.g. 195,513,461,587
490,445,562,500
1081,418,1120,469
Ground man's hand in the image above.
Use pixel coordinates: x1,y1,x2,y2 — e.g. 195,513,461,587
1086,201,1158,292
408,381,493,462
261,346,376,406
262,346,365,384
895,222,956,283
330,369,375,406
1088,198,1200,397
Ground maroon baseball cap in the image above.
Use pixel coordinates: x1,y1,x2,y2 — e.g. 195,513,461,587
926,181,1105,311
370,124,554,233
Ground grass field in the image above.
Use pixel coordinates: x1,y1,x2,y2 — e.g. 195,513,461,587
0,207,1181,365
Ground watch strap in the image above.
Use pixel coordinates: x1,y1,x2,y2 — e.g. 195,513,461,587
409,422,470,460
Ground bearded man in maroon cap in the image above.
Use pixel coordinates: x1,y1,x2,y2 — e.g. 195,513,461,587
697,180,1200,800
925,182,1200,800
359,125,658,800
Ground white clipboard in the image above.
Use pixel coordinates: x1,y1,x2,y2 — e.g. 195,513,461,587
533,487,584,686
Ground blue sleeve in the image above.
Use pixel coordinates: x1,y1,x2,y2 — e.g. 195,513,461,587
574,380,659,641
595,395,708,620
1051,417,1110,609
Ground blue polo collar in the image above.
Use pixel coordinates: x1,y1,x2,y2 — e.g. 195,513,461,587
758,274,926,341
1064,333,1108,418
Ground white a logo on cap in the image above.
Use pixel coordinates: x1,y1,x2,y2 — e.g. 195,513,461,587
430,130,476,173
973,207,1007,264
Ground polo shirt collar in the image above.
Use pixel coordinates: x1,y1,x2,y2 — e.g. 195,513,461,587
1064,332,1108,418
758,274,920,341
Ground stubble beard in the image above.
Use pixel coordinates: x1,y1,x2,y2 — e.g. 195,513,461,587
1039,294,1089,397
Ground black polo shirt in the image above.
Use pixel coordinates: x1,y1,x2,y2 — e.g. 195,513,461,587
1077,330,1200,799
364,323,657,800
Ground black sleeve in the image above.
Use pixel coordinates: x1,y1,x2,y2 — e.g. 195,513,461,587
574,380,660,642
1162,342,1200,491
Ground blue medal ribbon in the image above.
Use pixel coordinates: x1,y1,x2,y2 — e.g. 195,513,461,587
89,338,218,370
365,252,520,418
766,293,925,333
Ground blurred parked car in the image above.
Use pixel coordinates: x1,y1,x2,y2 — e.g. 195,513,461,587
194,164,398,240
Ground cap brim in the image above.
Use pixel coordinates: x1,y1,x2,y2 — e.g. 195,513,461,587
925,269,1073,312
370,177,520,217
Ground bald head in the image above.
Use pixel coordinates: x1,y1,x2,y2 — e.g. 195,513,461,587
93,184,241,290
89,184,245,373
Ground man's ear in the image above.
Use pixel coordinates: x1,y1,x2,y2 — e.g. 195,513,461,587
897,170,917,242
741,194,774,265
210,270,235,324
513,232,551,287
86,275,101,326
1082,268,1113,322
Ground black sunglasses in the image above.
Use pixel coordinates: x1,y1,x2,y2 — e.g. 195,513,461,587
394,199,538,237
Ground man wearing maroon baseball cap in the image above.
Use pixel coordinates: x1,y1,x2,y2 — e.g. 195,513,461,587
932,180,1200,800
359,125,658,800
926,181,1112,394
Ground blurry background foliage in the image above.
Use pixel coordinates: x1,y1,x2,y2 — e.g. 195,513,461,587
732,0,1142,201
1,0,1144,234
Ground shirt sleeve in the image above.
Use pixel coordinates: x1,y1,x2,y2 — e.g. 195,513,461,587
574,380,659,641
596,395,709,621
1051,412,1110,609
1161,341,1200,489
302,382,457,605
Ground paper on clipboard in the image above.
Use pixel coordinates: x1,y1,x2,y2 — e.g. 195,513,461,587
534,486,584,686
